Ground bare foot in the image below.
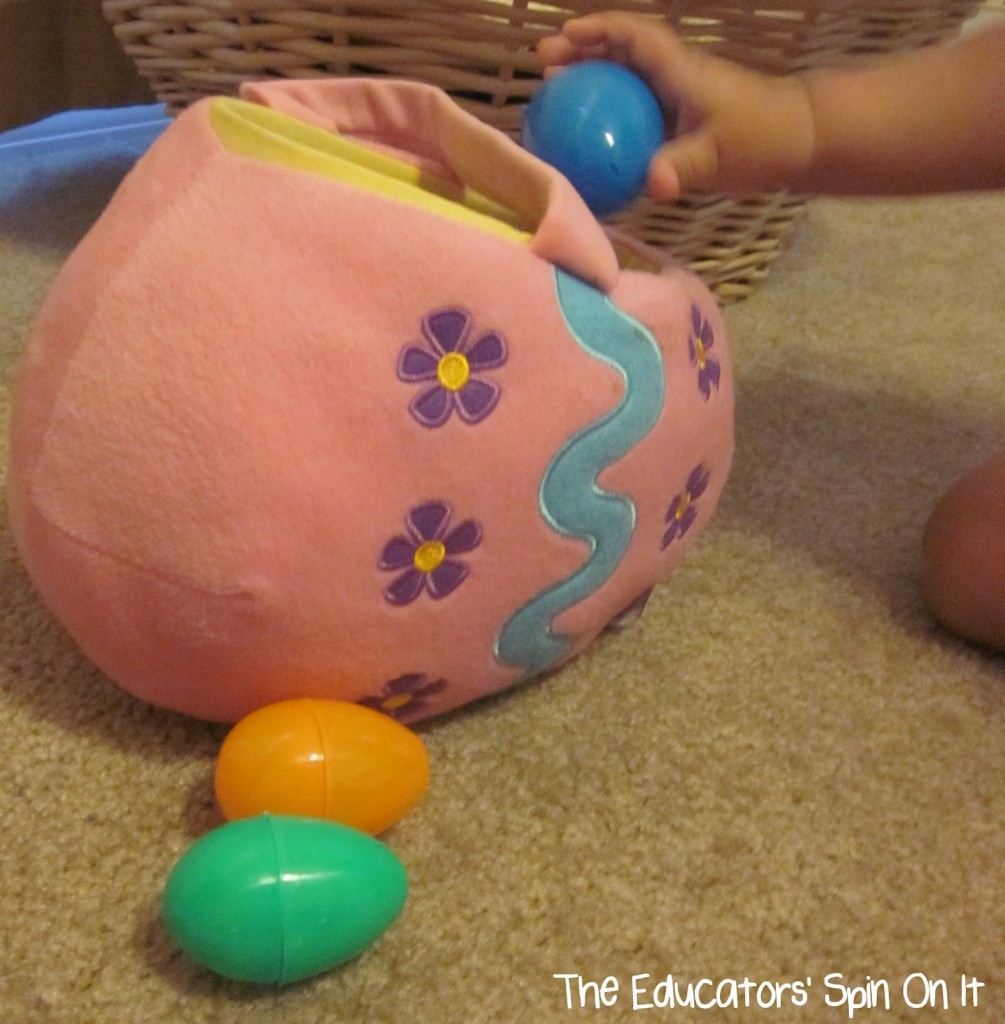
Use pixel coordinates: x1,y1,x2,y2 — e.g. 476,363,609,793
922,450,1005,650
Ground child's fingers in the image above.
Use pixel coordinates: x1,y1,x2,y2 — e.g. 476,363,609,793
538,43,614,77
556,13,696,106
536,33,581,68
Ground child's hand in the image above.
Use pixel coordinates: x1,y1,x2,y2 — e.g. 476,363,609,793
537,12,816,199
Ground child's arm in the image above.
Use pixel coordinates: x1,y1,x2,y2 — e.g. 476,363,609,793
538,12,1005,198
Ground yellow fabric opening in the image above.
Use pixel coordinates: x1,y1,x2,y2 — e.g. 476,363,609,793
209,96,532,247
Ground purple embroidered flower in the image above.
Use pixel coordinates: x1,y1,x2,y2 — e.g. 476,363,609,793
398,307,508,427
662,465,710,548
689,304,721,399
379,500,482,605
359,673,447,721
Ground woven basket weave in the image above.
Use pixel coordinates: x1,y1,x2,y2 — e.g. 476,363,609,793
102,0,979,301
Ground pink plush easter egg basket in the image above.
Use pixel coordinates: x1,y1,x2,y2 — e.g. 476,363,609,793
8,76,734,723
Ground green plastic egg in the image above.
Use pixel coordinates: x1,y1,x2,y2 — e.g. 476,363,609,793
162,814,408,984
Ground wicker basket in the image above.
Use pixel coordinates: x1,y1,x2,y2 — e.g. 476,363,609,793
101,0,980,301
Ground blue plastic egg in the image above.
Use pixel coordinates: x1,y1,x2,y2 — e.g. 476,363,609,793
523,60,666,217
163,814,408,984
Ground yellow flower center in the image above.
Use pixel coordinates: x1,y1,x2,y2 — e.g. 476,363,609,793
674,492,692,522
437,352,471,392
413,539,446,574
383,693,412,712
693,337,707,369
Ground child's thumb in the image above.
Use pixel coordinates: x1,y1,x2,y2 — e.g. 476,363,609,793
647,132,720,199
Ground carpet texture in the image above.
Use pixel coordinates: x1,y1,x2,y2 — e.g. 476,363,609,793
2,147,1005,1023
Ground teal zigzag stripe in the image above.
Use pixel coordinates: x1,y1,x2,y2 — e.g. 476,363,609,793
494,266,666,677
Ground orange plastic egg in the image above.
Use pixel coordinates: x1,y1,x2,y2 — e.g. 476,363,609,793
214,699,429,834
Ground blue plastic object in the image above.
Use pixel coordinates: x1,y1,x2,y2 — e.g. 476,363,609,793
523,61,666,218
0,104,169,206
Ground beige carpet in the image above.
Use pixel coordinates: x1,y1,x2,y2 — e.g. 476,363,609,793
3,153,1005,1023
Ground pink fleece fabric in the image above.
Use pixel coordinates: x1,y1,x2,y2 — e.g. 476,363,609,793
7,78,733,723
